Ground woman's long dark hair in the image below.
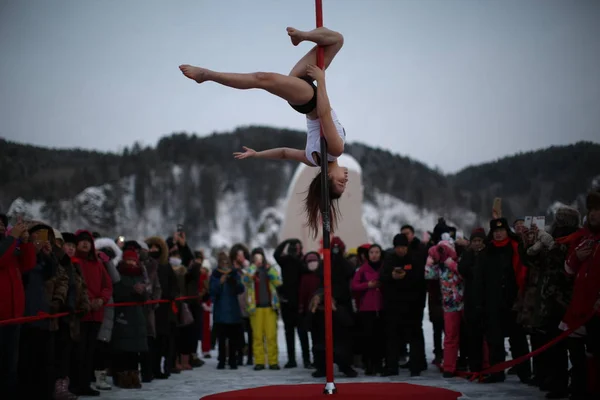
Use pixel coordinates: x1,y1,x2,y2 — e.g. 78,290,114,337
304,172,341,239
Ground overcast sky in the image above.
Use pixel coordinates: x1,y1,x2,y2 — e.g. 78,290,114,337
1,0,598,173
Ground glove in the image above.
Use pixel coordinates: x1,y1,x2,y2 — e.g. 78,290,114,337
538,231,555,249
97,252,110,263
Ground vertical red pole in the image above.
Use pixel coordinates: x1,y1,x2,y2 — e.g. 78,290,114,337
315,0,336,395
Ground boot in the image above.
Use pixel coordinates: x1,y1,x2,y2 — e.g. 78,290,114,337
63,377,78,400
117,372,128,389
94,370,112,390
53,378,75,400
129,371,142,389
181,355,193,370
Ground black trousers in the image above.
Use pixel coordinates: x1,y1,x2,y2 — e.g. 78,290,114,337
54,322,73,379
359,311,385,369
569,316,600,397
281,302,310,364
385,313,426,373
140,337,154,378
466,322,485,372
94,339,111,371
18,325,55,400
297,313,311,363
0,324,20,400
179,322,199,355
530,328,569,393
432,319,444,359
237,317,253,362
215,323,242,366
485,314,531,380
71,321,101,391
151,333,173,375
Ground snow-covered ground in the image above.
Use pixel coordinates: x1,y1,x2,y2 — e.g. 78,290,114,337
99,317,547,400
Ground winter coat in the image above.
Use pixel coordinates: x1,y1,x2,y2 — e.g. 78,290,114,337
425,241,464,313
298,272,321,314
143,257,162,338
210,268,245,325
111,263,149,353
380,251,426,323
242,264,282,315
562,226,600,329
351,262,383,312
94,238,122,342
0,236,37,321
458,248,485,326
73,231,113,323
516,237,575,330
146,236,179,336
59,258,91,340
274,239,304,307
22,252,70,330
472,237,528,336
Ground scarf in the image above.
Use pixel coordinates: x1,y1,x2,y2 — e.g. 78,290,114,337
491,237,527,290
368,260,382,271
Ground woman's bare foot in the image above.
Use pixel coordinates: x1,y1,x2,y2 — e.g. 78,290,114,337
179,65,211,84
286,27,305,46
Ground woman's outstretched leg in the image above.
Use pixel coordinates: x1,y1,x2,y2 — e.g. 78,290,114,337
287,26,344,77
179,65,314,105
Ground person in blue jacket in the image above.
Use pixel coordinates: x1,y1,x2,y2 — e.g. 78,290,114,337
210,252,245,370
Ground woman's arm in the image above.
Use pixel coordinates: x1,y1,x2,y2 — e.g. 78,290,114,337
235,146,313,166
311,75,344,157
255,147,313,166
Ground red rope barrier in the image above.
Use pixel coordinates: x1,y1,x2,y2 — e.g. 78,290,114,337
0,295,202,327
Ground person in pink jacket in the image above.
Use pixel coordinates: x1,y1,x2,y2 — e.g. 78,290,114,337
425,234,464,377
351,244,384,375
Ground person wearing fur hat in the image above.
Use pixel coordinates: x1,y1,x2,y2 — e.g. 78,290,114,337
52,232,91,400
92,236,124,391
0,215,36,400
471,218,532,384
145,236,179,379
561,190,600,397
17,223,70,400
457,228,490,374
111,250,149,389
512,206,580,398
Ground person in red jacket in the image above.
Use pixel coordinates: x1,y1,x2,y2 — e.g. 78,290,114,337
0,216,36,400
561,190,600,397
70,230,113,397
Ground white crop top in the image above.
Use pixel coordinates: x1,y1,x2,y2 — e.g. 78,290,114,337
305,109,346,167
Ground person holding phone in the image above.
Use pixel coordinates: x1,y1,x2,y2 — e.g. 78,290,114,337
0,215,37,400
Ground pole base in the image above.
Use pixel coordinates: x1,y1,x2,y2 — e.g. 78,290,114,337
323,382,337,395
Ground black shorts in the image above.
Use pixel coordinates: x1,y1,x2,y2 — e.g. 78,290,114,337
288,76,317,114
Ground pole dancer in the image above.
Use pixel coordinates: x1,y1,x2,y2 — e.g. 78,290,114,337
179,23,347,240
313,0,336,394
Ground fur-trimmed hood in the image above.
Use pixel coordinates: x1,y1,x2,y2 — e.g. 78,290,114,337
94,237,123,265
145,236,169,265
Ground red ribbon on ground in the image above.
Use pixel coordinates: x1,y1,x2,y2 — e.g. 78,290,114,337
0,295,202,327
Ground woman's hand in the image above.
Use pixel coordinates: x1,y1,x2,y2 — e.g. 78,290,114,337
306,64,324,82
233,146,256,160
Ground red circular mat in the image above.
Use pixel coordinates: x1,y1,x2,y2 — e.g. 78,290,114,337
200,382,462,399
